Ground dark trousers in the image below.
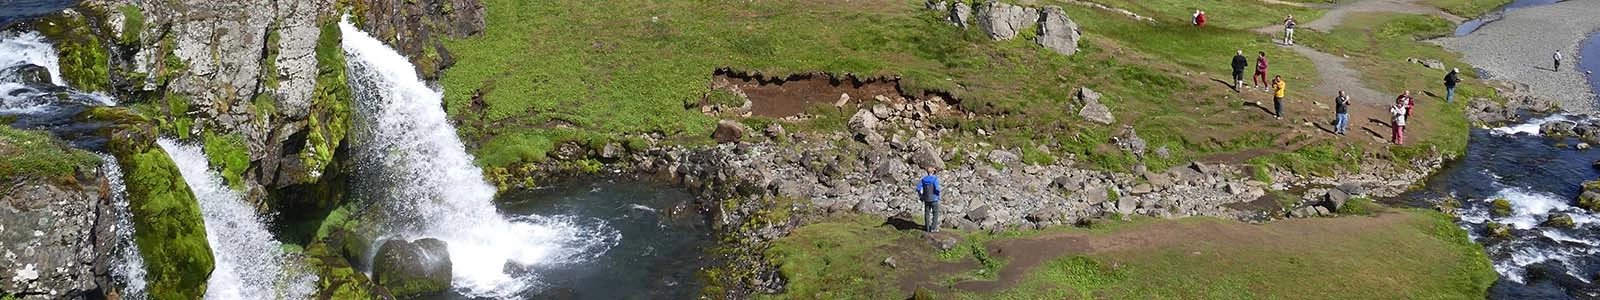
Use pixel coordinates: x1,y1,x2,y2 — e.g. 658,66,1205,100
1274,96,1284,118
924,201,940,232
1556,60,1561,71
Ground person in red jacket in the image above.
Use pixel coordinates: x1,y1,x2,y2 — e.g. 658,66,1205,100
1397,90,1415,118
1252,52,1269,90
1193,10,1207,27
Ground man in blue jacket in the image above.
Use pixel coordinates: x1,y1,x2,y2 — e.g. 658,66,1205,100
916,167,942,232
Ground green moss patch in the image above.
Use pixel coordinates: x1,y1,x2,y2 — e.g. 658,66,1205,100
0,126,100,182
114,146,214,299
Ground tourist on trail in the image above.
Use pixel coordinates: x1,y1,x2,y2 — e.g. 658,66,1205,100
1232,50,1248,92
1444,68,1461,103
1193,10,1207,27
1273,75,1287,120
1283,15,1297,45
1398,90,1415,118
1391,98,1407,145
1555,50,1563,71
1334,90,1350,135
1253,52,1269,90
916,167,942,233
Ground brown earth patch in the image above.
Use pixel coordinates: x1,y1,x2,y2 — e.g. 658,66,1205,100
711,68,906,118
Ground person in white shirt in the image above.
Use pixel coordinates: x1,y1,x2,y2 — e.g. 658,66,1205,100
1555,50,1563,71
1390,99,1407,145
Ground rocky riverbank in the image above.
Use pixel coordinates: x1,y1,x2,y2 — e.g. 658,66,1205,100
1434,0,1600,113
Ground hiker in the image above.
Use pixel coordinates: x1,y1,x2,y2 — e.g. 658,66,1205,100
1232,50,1248,92
1193,10,1207,27
1391,98,1407,144
1555,50,1563,71
1398,90,1415,118
916,167,942,233
1283,15,1297,45
1253,52,1269,90
1444,68,1461,103
1334,90,1350,135
1273,75,1286,120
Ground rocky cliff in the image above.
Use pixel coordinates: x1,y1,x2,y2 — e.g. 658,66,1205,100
0,165,117,299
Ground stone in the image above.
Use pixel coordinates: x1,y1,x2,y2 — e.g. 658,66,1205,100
1129,183,1154,195
1085,186,1110,205
1483,222,1513,239
1543,213,1576,229
713,120,747,143
374,238,453,299
1335,183,1366,196
1077,87,1103,105
1225,183,1245,195
967,205,992,222
1190,161,1214,175
871,104,894,120
599,142,625,159
1079,102,1114,125
0,172,117,298
848,109,881,138
1540,120,1578,137
923,232,961,251
1115,193,1137,216
987,149,1019,165
951,2,974,28
975,1,1038,41
1036,6,1080,56
765,123,787,139
911,143,945,170
1579,143,1591,150
1051,176,1082,190
873,160,908,183
835,93,851,108
0,64,54,86
1323,188,1350,211
1491,198,1513,217
882,255,899,269
1314,206,1332,216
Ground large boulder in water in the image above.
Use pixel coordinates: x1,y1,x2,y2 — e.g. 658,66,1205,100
1578,181,1600,212
373,238,453,298
0,64,53,86
103,126,215,299
1540,120,1578,137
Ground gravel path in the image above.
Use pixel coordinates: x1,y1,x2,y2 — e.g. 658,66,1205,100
1434,0,1600,113
1253,0,1463,34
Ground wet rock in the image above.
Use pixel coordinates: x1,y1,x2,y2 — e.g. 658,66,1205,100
373,238,453,299
0,175,116,298
1483,222,1513,240
1543,213,1576,229
975,1,1038,41
0,64,53,86
1464,97,1516,125
713,120,748,143
1581,183,1600,212
1036,6,1080,56
1491,198,1513,217
1580,143,1592,150
1540,120,1578,137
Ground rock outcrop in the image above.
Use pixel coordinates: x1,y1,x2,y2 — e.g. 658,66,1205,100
1076,87,1113,125
928,1,1080,56
1036,6,1081,56
0,165,117,298
373,238,453,298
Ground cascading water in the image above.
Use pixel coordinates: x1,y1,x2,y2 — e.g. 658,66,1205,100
157,139,317,299
338,17,619,298
0,30,64,86
99,153,148,300
0,30,117,149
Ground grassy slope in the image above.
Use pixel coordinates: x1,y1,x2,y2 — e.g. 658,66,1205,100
770,211,1495,299
0,126,100,182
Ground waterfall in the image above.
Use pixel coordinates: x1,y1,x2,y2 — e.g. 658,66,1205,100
0,30,115,115
100,153,147,300
0,30,64,85
157,139,317,299
339,17,618,298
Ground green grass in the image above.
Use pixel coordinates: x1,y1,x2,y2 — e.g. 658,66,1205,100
0,126,101,182
1426,0,1514,17
1338,197,1380,215
1081,0,1328,30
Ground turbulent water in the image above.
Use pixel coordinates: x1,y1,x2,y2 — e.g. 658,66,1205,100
99,153,148,299
1407,116,1600,298
158,140,317,299
0,30,117,148
338,17,619,298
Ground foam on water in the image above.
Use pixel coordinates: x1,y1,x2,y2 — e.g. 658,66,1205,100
99,153,148,300
0,31,63,85
1488,114,1573,136
1459,185,1600,284
339,16,618,298
158,139,317,299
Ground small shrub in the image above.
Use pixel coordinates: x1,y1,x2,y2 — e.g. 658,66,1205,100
1338,197,1379,216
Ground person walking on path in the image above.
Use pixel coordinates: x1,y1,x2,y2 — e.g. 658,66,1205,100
1444,68,1461,103
1555,50,1563,71
1283,15,1297,45
1253,52,1270,90
1193,10,1207,27
915,167,942,233
1232,50,1248,92
1334,90,1350,135
1391,98,1407,145
1273,75,1287,120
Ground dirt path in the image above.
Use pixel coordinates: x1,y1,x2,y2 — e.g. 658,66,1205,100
1253,0,1464,34
941,213,1412,293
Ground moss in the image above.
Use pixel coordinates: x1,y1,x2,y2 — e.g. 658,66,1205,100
1542,213,1575,229
1490,198,1512,217
201,132,250,190
1482,222,1512,240
299,21,352,180
1338,197,1380,216
0,126,101,182
117,5,144,46
114,146,214,299
36,9,112,92
305,242,379,300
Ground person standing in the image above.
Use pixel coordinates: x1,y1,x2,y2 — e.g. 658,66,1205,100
1273,75,1287,120
1334,90,1350,135
1391,99,1407,145
916,167,942,233
1555,50,1563,71
1399,90,1415,118
1253,52,1269,90
1444,68,1461,103
1193,10,1207,27
1232,50,1248,92
1284,15,1297,45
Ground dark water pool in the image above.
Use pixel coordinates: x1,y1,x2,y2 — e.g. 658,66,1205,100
0,0,77,27
1454,0,1565,36
425,178,713,300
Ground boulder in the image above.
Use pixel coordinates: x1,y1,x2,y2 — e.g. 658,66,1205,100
0,64,54,86
713,119,748,143
1322,188,1351,211
1491,198,1513,217
1580,143,1592,150
1,174,116,298
1077,88,1113,124
881,255,899,269
911,143,945,170
1115,193,1136,216
1578,185,1600,212
764,123,787,139
966,205,992,223
1129,183,1154,195
848,109,880,137
1540,120,1578,137
951,2,974,28
373,238,453,298
598,142,625,159
1483,222,1513,239
1035,6,1080,56
1543,213,1576,229
1051,176,1083,190
987,149,1019,165
975,1,1038,41
1335,183,1366,197
873,160,908,183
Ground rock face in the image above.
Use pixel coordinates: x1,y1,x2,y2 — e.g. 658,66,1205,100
929,1,1079,56
1036,6,1080,56
0,172,117,298
373,238,453,298
350,0,485,80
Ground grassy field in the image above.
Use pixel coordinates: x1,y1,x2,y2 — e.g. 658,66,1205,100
767,210,1495,299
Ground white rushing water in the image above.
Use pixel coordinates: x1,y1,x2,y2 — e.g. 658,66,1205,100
157,139,318,300
339,16,618,298
0,31,116,114
1458,185,1600,284
100,153,148,300
0,31,64,85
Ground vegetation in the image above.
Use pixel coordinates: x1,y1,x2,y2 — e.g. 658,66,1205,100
118,4,145,45
202,132,251,190
1084,0,1328,30
1491,198,1512,217
1427,0,1514,17
301,21,353,180
1337,196,1380,215
114,145,214,299
0,126,100,182
36,8,111,93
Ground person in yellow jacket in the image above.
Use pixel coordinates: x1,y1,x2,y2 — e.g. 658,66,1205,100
1272,75,1286,120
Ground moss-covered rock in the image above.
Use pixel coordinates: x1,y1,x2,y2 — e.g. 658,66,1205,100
0,126,101,183
373,238,453,298
1491,198,1512,217
299,21,352,181
1483,222,1513,240
35,8,112,93
304,242,384,300
1543,213,1576,229
114,145,214,299
1579,181,1600,212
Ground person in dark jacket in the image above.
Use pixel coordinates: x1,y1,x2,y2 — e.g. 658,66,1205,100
915,167,942,232
1334,90,1350,135
1232,50,1248,93
1444,68,1461,103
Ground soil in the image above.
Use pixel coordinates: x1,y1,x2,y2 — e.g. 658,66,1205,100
905,213,1410,294
711,70,904,118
